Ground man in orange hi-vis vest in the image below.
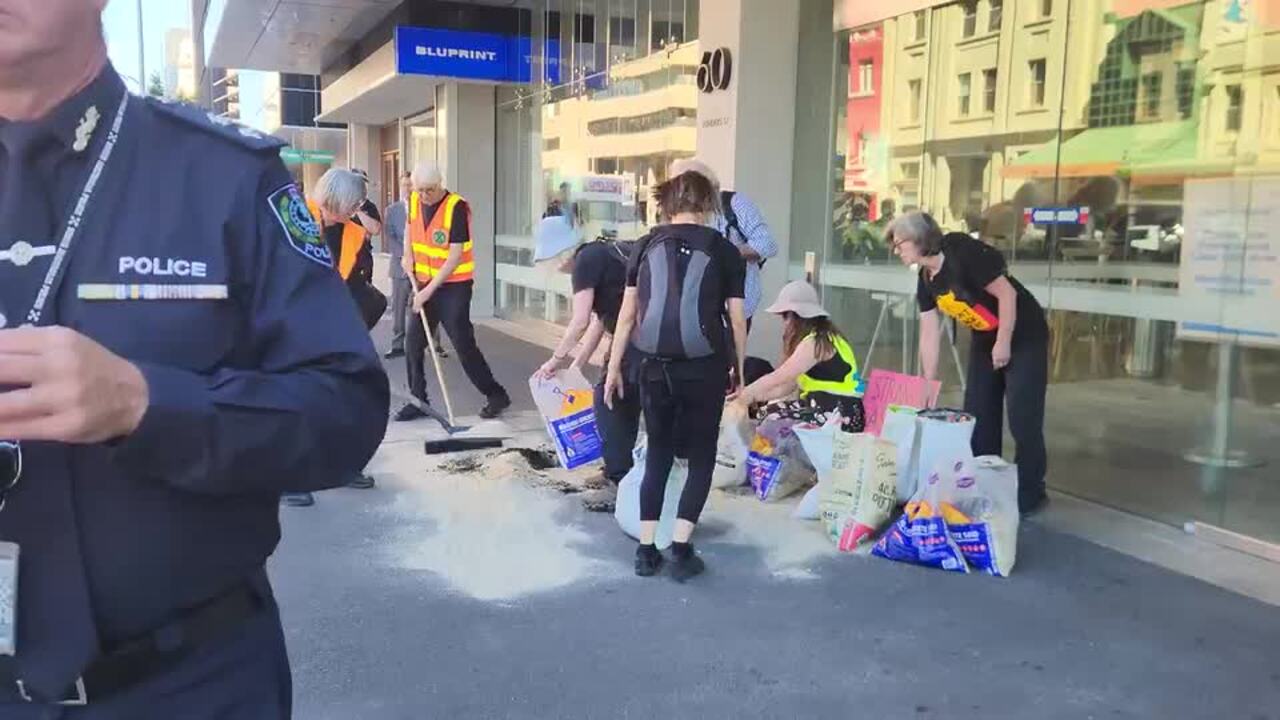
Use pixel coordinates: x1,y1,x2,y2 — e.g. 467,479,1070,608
394,161,510,422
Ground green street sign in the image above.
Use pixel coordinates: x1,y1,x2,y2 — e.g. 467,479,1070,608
280,148,336,164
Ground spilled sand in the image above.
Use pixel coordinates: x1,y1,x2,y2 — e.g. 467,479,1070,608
370,441,613,603
366,436,841,602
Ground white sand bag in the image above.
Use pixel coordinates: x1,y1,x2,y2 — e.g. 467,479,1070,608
880,405,922,503
712,402,754,489
614,444,687,551
795,422,896,547
792,417,841,520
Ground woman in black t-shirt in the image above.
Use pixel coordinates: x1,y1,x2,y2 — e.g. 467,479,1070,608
533,232,640,510
887,211,1049,516
603,167,748,581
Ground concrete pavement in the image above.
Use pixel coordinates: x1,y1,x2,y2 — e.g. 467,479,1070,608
269,310,1280,720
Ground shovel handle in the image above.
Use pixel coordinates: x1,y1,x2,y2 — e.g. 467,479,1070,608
411,278,457,425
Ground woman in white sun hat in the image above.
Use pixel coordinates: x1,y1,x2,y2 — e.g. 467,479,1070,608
735,280,865,430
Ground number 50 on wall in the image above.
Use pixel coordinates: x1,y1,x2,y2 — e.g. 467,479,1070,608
697,47,733,93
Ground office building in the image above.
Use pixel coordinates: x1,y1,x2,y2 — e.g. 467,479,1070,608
195,0,1280,550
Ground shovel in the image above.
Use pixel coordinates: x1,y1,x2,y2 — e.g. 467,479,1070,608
409,275,507,454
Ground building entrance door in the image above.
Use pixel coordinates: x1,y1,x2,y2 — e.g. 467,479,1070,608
381,151,400,212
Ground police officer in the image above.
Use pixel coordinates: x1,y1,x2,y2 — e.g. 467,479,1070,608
0,1,390,715
394,161,510,421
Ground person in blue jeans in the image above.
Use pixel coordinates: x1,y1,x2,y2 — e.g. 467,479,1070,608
534,219,639,512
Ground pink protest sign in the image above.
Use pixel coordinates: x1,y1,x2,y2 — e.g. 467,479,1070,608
862,369,941,435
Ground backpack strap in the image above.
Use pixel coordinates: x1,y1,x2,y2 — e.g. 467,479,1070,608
720,191,742,243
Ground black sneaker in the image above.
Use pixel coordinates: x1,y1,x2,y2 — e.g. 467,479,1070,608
383,348,405,360
635,545,664,577
346,473,375,490
394,403,429,422
670,544,706,583
479,393,511,419
436,346,449,358
281,492,315,507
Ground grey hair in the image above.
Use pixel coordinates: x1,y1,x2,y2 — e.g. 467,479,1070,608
312,168,366,219
886,210,944,256
412,161,444,190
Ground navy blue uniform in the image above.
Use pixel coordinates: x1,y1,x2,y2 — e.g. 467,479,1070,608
0,64,389,715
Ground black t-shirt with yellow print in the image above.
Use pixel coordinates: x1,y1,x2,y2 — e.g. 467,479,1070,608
916,233,1046,344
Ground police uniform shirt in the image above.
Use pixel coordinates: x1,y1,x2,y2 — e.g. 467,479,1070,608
0,63,390,699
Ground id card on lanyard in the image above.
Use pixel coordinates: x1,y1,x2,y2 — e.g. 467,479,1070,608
0,91,130,656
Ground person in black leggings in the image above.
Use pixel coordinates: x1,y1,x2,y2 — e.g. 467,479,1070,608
604,166,748,581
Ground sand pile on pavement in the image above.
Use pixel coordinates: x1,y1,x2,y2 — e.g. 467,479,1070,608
377,444,611,603
705,490,839,580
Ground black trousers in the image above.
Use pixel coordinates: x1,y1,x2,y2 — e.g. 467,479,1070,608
405,281,504,403
965,328,1049,511
638,358,728,524
593,373,641,484
10,605,291,719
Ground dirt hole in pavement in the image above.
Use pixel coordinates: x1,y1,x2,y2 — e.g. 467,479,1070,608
502,447,558,471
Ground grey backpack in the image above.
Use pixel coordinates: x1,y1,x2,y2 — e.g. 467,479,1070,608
632,229,724,360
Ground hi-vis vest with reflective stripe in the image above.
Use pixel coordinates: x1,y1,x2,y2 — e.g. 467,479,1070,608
796,333,861,398
409,190,474,285
305,199,365,280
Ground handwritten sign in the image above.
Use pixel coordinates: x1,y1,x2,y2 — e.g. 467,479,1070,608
862,369,941,436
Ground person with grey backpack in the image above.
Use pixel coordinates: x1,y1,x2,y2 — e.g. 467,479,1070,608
603,165,748,581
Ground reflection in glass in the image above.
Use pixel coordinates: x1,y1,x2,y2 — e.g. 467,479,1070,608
816,1,1279,542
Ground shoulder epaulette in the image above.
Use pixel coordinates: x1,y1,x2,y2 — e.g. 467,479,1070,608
143,96,285,152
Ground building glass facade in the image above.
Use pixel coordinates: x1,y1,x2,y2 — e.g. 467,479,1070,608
493,0,700,326
805,0,1279,542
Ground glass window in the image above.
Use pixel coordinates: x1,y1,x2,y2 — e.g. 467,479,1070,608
1029,59,1047,107
574,13,595,44
962,2,978,37
858,59,874,95
1140,72,1162,120
815,1,1280,545
1225,85,1243,132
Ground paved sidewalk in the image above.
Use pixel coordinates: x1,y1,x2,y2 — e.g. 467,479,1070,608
269,308,1280,720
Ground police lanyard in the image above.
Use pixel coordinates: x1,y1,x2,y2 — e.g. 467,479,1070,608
23,91,131,327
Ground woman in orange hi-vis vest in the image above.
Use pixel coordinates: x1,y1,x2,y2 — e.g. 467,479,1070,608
303,167,384,495
394,161,510,423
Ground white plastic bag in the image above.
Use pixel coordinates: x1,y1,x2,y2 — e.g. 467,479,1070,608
872,453,1019,576
528,368,604,470
712,402,753,489
795,422,897,549
914,409,975,497
614,443,687,551
880,405,922,503
937,456,1020,577
746,417,816,502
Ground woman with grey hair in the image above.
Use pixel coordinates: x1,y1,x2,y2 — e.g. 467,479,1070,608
887,210,1050,516
310,168,374,281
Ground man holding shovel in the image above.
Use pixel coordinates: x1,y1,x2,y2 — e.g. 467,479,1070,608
395,162,510,422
